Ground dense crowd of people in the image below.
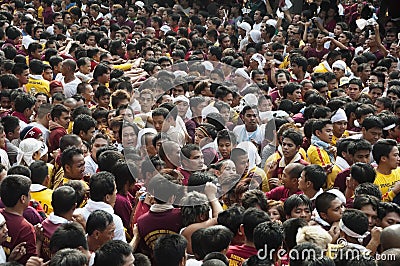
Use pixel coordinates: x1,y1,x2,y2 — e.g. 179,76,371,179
0,0,400,265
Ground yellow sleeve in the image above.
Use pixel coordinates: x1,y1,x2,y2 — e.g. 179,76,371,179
326,165,340,189
113,63,133,71
299,147,308,162
307,145,330,166
382,190,396,202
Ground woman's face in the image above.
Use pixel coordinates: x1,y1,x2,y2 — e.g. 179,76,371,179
268,206,282,222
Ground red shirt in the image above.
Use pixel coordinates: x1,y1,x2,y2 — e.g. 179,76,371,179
226,244,258,266
265,186,303,202
0,209,37,265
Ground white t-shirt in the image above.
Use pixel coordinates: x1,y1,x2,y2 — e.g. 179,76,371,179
55,73,81,98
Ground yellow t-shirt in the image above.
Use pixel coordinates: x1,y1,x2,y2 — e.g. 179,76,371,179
26,77,50,97
374,168,400,196
307,145,333,166
331,130,350,146
31,188,53,215
326,164,341,189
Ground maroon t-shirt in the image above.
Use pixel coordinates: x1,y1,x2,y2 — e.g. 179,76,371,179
226,244,258,266
305,48,330,60
333,168,350,193
137,208,182,258
114,193,134,236
0,209,37,265
40,218,64,261
265,186,303,202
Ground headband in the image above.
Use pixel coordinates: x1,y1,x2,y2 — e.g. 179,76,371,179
196,126,210,138
339,219,370,244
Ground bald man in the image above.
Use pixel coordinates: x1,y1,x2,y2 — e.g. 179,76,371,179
377,248,400,266
381,224,400,251
265,163,305,202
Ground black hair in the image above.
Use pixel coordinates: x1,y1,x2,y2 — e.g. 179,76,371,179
72,114,96,136
372,139,397,164
353,194,380,212
89,172,116,202
97,149,123,172
110,161,137,193
342,209,369,236
253,221,283,252
154,234,187,266
49,248,88,266
86,209,114,236
52,186,76,216
242,208,270,242
61,146,83,168
354,183,382,200
315,192,339,215
282,218,308,250
94,240,133,266
49,222,88,254
302,165,326,191
14,93,36,113
29,160,48,185
0,175,31,208
350,163,376,184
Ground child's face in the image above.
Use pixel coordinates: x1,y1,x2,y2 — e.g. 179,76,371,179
324,198,344,224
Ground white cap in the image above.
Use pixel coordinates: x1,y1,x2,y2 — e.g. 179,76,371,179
136,128,157,149
331,108,347,123
249,30,262,43
17,139,47,166
173,95,189,104
266,19,277,28
160,25,171,33
202,105,219,118
238,22,251,33
202,61,214,71
332,60,347,70
235,68,250,80
250,53,266,70
135,1,145,8
173,70,188,78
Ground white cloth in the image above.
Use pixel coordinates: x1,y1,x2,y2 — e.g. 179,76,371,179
335,157,350,172
0,246,6,263
84,155,98,176
30,184,48,192
74,199,126,242
55,73,81,98
0,148,10,170
331,108,347,123
236,141,261,170
48,213,70,225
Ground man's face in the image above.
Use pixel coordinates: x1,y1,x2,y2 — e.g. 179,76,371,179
121,253,135,266
383,146,399,170
66,154,85,179
97,222,116,245
0,97,11,109
139,93,153,113
91,138,108,161
316,124,333,143
359,204,378,232
32,48,43,60
289,204,311,221
234,154,249,176
346,84,361,100
281,165,297,190
243,109,258,128
362,127,382,145
82,85,94,103
332,121,347,138
387,92,399,102
152,115,165,133
183,150,204,171
282,138,299,161
276,75,289,91
221,36,231,49
368,88,383,102
0,220,8,243
353,149,371,164
17,69,29,85
122,126,137,148
324,198,344,224
81,127,96,143
80,60,92,74
55,111,71,129
380,212,400,228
